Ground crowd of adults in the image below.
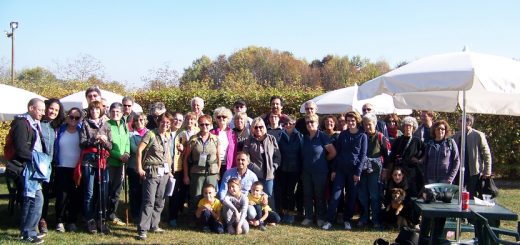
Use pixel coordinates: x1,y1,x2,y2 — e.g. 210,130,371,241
7,86,493,243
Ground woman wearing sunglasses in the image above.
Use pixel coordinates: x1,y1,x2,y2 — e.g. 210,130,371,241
210,107,237,181
183,114,221,214
243,117,281,208
53,107,83,233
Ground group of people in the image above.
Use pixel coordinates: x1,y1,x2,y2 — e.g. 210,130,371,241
8,87,493,243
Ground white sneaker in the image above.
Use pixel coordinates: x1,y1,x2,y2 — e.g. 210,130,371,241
56,223,65,233
301,218,313,226
317,219,325,227
344,221,352,230
322,222,333,230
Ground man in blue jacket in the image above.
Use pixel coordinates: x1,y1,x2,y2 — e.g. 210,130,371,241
11,98,50,244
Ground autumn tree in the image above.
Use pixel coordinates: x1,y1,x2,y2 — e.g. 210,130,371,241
54,53,106,81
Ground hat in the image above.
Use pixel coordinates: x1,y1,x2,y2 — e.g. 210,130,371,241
234,100,247,107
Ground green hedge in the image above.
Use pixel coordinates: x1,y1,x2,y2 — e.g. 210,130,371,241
1,84,519,177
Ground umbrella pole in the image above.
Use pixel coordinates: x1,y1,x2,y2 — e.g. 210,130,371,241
456,90,468,242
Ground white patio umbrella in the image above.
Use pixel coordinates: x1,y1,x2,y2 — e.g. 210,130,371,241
60,89,143,113
358,48,520,241
0,84,47,121
299,84,413,115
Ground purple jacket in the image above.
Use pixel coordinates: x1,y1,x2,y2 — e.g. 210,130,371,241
210,126,237,170
422,138,460,184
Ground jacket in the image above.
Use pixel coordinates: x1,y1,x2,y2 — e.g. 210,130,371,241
12,114,42,163
40,121,56,160
129,129,147,169
454,128,492,176
278,128,303,173
23,151,52,198
334,129,367,176
243,134,281,180
210,127,237,170
423,138,460,183
80,118,112,150
107,119,130,167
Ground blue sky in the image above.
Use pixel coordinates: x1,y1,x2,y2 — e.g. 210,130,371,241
1,1,519,88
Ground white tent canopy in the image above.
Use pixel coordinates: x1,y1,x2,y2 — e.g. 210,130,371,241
357,48,520,242
358,49,520,116
60,89,143,113
300,85,412,115
0,84,47,121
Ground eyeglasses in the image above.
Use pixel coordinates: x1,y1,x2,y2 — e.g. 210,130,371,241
68,115,81,121
254,126,264,130
437,127,446,131
217,115,227,119
200,123,211,127
123,104,132,107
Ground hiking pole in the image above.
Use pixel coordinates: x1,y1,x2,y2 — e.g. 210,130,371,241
97,143,104,234
102,153,110,234
123,161,129,226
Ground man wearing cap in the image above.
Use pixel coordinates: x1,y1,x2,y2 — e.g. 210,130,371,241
229,100,253,130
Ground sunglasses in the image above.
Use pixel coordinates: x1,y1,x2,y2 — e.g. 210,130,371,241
254,126,264,130
68,115,81,121
217,115,227,119
123,104,132,107
362,108,372,112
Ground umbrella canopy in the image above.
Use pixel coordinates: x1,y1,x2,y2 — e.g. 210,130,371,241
358,49,520,115
0,84,47,121
357,48,520,241
60,89,143,113
299,85,412,115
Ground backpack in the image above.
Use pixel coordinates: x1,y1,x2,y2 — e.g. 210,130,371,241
4,118,31,177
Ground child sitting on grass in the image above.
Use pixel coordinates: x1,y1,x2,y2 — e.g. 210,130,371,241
195,184,224,234
247,181,281,231
221,178,249,235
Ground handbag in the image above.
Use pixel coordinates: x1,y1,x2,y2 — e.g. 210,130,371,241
477,175,499,199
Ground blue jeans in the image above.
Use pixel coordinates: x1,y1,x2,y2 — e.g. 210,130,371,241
327,171,358,223
357,171,381,224
21,189,43,238
198,209,224,233
82,165,109,221
127,167,142,221
260,179,274,208
302,171,327,220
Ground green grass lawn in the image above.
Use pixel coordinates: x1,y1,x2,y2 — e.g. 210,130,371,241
0,177,518,244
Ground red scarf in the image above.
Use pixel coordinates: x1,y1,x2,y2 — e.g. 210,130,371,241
388,127,398,138
73,147,110,187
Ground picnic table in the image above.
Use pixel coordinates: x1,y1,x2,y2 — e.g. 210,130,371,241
414,199,518,245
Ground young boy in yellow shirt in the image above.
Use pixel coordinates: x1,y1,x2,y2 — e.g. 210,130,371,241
195,184,224,234
247,181,281,231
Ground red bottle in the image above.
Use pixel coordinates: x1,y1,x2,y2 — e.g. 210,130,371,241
462,191,470,211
